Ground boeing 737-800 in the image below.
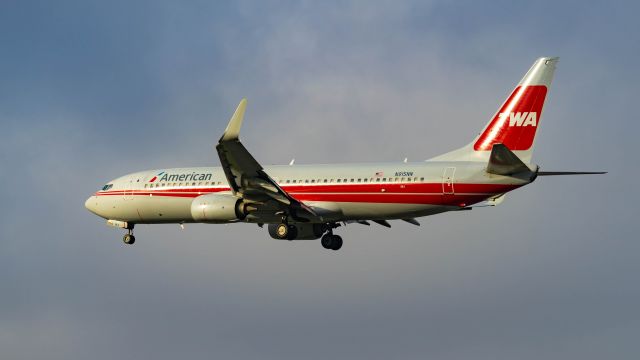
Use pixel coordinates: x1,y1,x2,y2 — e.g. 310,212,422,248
85,57,604,250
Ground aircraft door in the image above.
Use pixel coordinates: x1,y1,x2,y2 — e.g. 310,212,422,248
124,179,134,200
442,167,456,194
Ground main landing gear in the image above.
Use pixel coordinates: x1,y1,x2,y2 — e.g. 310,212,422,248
272,219,344,251
321,232,343,251
274,223,298,240
122,226,135,245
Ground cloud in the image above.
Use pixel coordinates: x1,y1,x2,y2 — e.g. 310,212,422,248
0,1,638,359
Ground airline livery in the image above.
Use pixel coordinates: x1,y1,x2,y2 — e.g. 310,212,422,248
85,57,604,250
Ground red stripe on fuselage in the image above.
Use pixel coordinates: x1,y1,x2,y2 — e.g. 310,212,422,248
94,183,521,205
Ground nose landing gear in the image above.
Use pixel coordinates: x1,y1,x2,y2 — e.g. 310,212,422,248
122,226,135,245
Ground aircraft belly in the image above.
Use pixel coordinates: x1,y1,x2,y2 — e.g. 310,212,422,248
336,202,453,220
134,196,193,223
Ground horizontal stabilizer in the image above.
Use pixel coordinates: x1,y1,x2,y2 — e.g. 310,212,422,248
486,144,531,175
537,171,607,176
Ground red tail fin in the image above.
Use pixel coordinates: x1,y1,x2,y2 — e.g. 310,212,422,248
430,57,558,163
474,85,547,151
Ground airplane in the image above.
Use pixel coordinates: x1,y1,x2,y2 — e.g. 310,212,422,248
85,57,605,250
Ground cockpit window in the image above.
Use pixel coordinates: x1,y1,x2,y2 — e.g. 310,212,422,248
101,184,113,191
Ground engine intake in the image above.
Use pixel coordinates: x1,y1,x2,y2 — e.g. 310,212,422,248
191,193,247,223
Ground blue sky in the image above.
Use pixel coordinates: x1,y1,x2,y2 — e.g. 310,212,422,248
1,1,638,359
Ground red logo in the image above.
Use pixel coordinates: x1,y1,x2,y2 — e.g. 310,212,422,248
149,171,164,183
474,85,547,151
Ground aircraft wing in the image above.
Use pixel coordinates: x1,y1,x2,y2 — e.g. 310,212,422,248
215,99,317,222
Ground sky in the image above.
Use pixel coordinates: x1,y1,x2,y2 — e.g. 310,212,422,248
0,1,638,359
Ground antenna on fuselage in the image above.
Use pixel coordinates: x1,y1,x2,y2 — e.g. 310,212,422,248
289,158,295,166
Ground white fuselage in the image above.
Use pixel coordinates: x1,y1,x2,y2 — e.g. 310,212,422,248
85,161,531,224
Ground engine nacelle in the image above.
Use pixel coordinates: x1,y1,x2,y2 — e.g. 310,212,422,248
267,223,326,240
191,193,246,223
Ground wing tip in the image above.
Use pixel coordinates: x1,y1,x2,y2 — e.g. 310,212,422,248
220,98,247,142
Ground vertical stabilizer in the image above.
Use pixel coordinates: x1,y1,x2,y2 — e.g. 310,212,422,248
430,57,558,163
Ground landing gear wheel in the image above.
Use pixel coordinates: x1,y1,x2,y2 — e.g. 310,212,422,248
275,223,289,239
321,234,343,251
321,234,332,249
330,235,343,251
123,234,136,245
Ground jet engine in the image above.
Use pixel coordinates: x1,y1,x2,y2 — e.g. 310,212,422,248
191,193,248,222
267,223,326,240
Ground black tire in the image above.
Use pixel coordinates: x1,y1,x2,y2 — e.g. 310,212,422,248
123,234,135,245
330,235,342,251
321,234,333,249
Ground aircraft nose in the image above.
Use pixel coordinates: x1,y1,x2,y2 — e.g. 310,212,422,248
85,196,98,215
